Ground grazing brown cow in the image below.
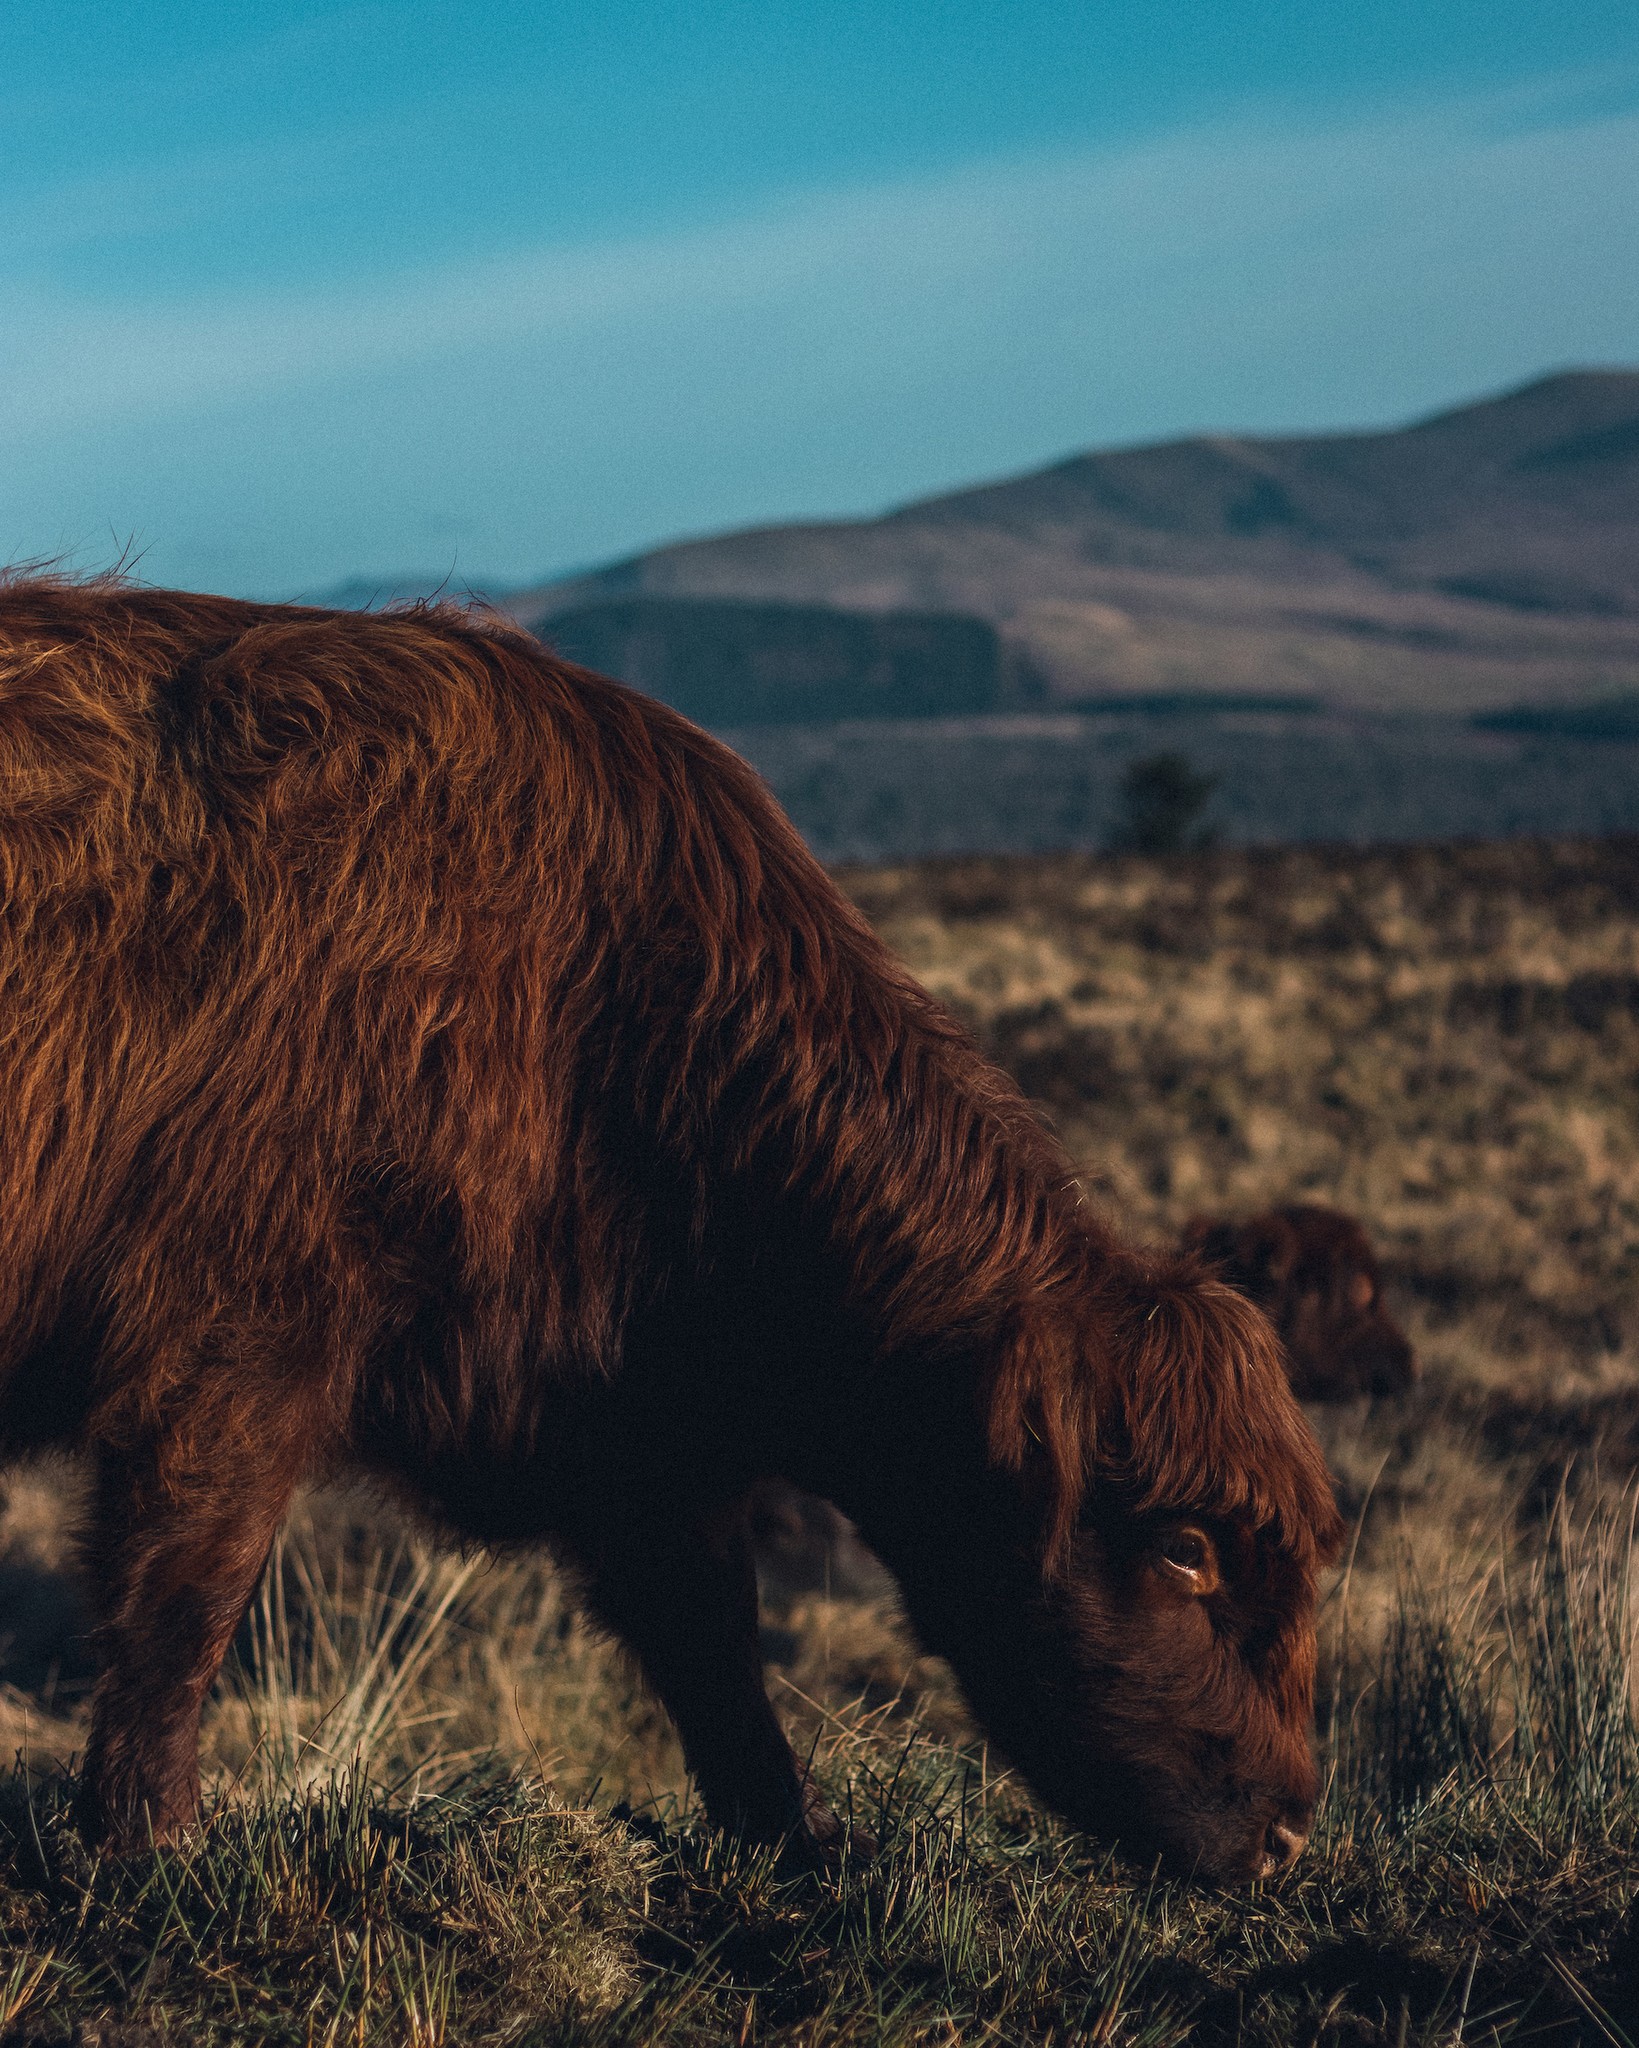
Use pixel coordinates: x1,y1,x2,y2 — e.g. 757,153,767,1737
1183,1207,1418,1401
0,579,1342,1882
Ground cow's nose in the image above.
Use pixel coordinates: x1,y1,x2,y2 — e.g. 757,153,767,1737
1260,1817,1308,1877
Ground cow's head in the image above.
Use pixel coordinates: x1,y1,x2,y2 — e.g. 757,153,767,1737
884,1253,1344,1884
1185,1205,1418,1400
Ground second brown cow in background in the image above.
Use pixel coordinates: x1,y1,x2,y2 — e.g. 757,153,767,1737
1183,1205,1418,1401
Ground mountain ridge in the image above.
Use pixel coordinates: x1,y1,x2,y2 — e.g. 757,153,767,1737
506,370,1639,715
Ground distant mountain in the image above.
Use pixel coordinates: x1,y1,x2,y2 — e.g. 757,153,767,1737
506,371,1639,716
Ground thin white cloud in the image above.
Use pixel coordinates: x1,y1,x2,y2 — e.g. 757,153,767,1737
1,80,1635,589
3,86,1635,440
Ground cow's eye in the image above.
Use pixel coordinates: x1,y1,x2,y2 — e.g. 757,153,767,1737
1154,1523,1221,1596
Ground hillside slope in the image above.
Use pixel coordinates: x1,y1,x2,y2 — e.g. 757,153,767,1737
508,371,1639,715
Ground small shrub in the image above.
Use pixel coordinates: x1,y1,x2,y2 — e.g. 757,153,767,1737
1106,751,1218,854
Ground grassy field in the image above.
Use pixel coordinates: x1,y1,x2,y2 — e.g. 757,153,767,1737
1,835,1637,2045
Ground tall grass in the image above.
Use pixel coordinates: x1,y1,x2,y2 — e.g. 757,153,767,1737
1317,1488,1639,1852
1513,1491,1639,1825
219,1522,488,1797
201,1493,690,1816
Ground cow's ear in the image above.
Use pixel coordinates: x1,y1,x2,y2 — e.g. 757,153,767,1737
1195,1213,1299,1305
1183,1216,1240,1272
1241,1214,1300,1293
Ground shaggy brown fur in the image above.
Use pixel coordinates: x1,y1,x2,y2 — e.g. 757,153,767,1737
0,578,1342,1881
1184,1206,1418,1401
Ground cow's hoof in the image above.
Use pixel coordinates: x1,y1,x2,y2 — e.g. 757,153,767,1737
788,1797,878,1871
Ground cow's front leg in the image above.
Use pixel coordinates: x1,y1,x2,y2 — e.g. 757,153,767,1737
78,1425,306,1847
578,1498,849,1857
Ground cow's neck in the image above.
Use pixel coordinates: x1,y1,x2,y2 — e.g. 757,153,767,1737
708,987,1094,1501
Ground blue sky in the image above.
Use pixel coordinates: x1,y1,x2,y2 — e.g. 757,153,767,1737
3,2,1637,597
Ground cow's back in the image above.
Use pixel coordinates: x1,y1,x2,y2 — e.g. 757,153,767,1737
0,580,830,1444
